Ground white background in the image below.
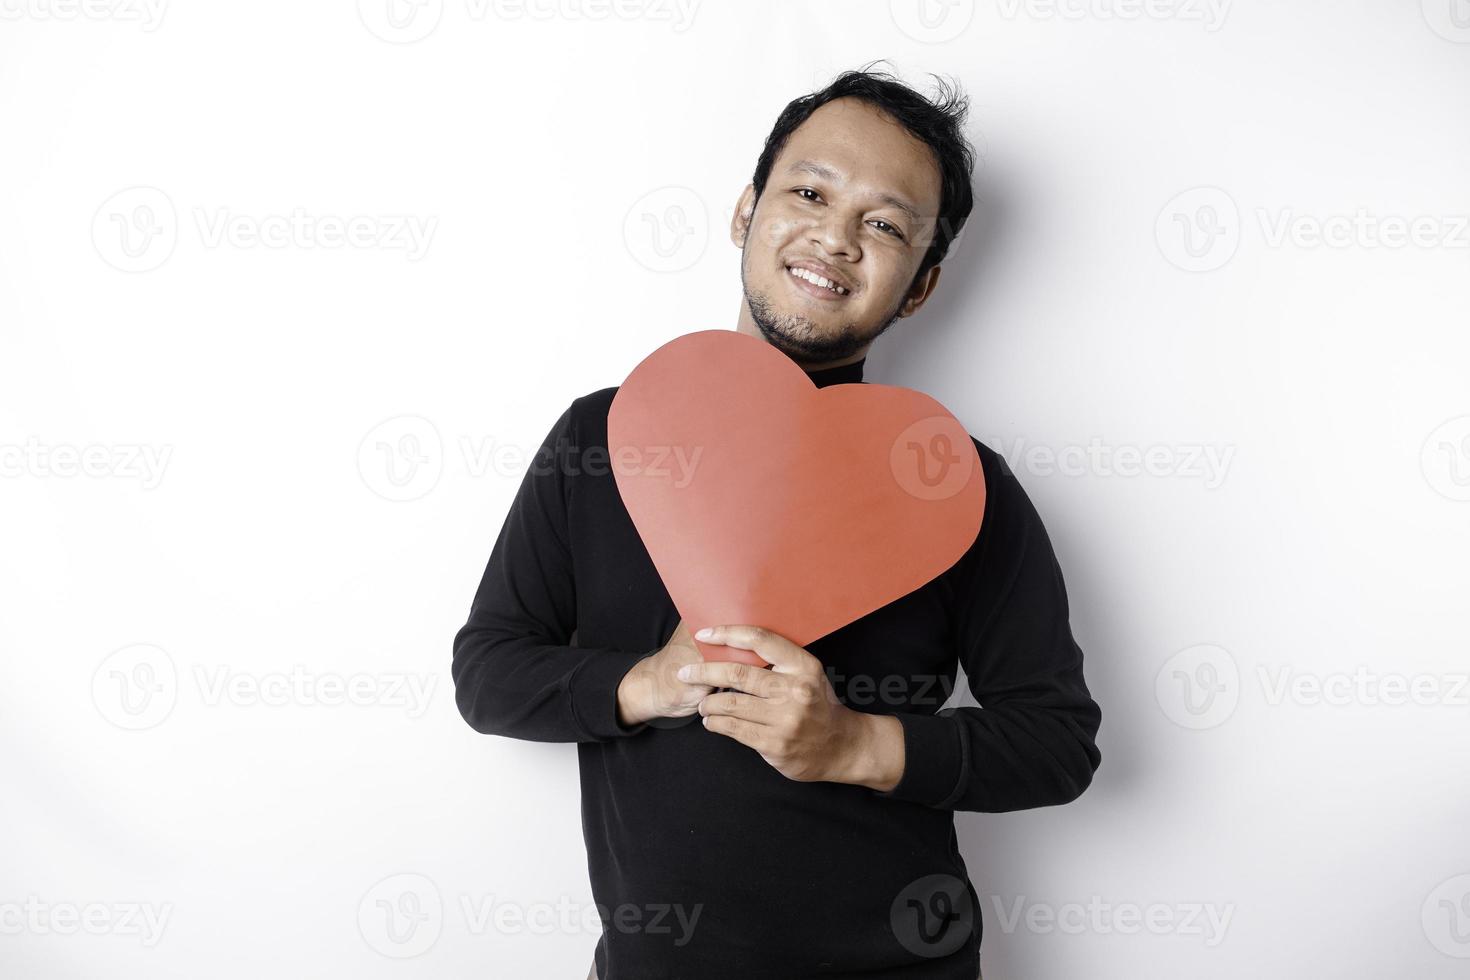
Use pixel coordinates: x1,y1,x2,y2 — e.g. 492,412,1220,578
2,1,1468,977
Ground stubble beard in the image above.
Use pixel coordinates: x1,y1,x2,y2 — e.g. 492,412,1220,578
741,250,905,366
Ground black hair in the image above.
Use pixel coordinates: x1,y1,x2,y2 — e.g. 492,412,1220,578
750,60,977,288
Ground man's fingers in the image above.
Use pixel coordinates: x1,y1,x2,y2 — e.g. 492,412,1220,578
677,659,775,696
702,713,768,752
697,690,773,725
693,625,815,674
669,674,714,707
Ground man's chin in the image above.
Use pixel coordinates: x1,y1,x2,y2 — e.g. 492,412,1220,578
745,288,877,363
752,318,835,361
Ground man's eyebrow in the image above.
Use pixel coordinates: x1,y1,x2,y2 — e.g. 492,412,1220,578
784,158,923,223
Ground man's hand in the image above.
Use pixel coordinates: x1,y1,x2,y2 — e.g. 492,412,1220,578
676,625,905,791
616,619,716,727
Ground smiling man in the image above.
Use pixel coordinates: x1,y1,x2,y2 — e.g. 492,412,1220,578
452,65,1102,980
734,91,945,368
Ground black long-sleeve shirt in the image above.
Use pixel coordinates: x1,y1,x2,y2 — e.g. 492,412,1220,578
451,352,1102,979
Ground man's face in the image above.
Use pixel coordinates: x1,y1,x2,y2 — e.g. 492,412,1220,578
732,96,944,366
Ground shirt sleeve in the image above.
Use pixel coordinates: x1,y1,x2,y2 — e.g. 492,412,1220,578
872,448,1102,812
451,398,653,743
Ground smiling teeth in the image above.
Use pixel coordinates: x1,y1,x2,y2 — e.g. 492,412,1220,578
789,266,848,295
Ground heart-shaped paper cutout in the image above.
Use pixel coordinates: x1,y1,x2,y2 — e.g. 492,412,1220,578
609,329,985,667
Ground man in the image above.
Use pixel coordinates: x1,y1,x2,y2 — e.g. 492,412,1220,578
452,65,1102,979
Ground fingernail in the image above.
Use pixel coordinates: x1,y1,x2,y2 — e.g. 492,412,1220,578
695,628,713,640
676,665,693,681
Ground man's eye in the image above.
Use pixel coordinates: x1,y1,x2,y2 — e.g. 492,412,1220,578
871,220,903,239
794,188,821,202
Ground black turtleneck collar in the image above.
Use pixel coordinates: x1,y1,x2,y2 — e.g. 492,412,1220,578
801,357,867,389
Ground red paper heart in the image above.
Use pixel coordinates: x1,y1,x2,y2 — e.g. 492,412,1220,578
608,330,985,667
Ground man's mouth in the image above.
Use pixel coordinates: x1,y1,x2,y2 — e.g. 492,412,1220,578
785,262,851,297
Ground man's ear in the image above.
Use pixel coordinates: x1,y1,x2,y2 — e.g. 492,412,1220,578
730,184,757,248
899,264,942,318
